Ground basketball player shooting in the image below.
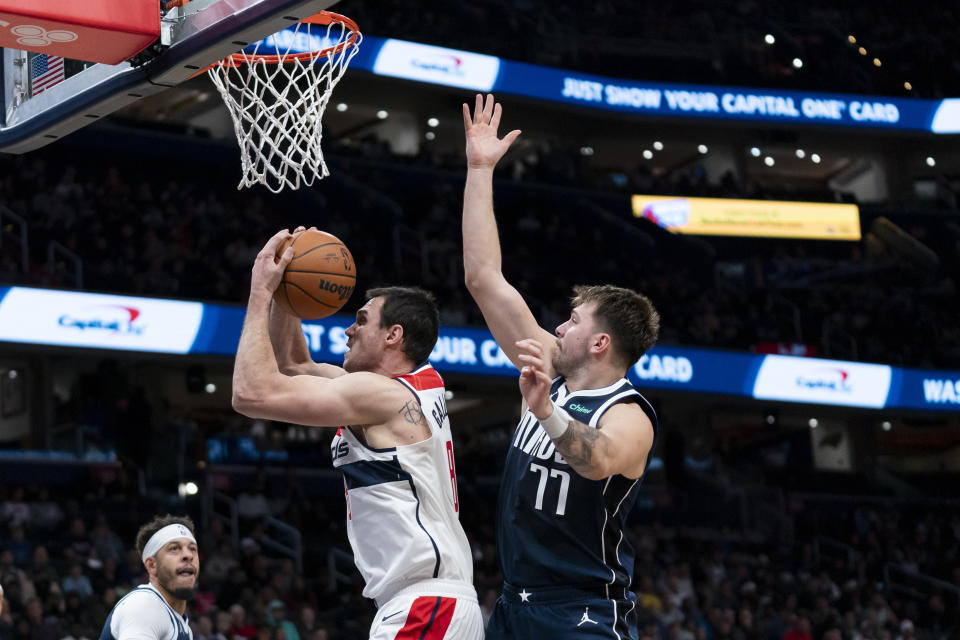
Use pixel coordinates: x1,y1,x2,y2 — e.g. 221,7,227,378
98,515,199,640
232,229,483,640
462,94,661,639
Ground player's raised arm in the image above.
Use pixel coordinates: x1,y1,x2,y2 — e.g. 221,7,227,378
462,94,555,370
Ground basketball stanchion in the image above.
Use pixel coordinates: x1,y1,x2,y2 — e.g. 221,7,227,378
204,11,361,193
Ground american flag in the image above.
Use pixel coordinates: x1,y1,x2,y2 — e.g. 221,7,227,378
30,54,65,96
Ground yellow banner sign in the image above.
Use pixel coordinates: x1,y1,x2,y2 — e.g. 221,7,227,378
631,195,861,240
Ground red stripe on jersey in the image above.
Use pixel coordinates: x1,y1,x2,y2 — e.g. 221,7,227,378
395,366,445,391
393,596,456,639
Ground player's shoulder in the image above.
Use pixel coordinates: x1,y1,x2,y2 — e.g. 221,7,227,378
112,587,173,625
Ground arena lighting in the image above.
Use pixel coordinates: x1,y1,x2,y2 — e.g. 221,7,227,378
642,149,653,159
336,103,348,112
808,418,819,428
750,147,761,157
697,144,708,154
376,110,388,119
580,146,594,156
904,81,913,91
882,421,892,431
795,149,806,159
653,141,664,150
177,482,199,498
847,35,857,44
445,390,455,400
204,383,216,394
873,58,882,67
926,156,936,167
425,131,436,141
792,58,803,69
764,156,775,166
858,46,867,56
765,413,777,425
427,117,439,127
764,34,775,45
811,153,822,163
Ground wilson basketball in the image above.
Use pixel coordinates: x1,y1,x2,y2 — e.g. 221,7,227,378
274,230,356,319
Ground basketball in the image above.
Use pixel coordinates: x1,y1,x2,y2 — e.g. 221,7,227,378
273,229,356,319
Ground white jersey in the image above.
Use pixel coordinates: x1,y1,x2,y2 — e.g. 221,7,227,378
98,583,192,640
331,363,474,604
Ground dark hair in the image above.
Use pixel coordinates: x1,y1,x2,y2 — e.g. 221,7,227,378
135,514,196,561
571,284,660,368
366,286,439,365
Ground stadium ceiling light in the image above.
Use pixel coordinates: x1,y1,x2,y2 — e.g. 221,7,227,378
764,34,775,45
425,131,436,141
764,156,775,167
926,156,936,167
904,81,913,91
376,110,389,119
847,35,856,44
750,146,761,157
881,421,892,431
580,146,594,156
811,153,822,163
808,418,818,429
873,58,882,67
427,117,439,127
765,413,776,425
792,58,803,69
336,102,348,112
858,46,867,56
795,149,806,159
642,149,654,160
204,383,216,394
653,141,664,150
698,144,708,154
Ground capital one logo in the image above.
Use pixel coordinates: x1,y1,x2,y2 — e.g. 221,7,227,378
795,367,852,393
0,22,78,47
411,54,464,76
57,305,145,335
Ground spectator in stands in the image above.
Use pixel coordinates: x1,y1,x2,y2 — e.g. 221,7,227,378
60,564,94,599
265,600,300,640
90,517,126,564
229,603,258,640
0,490,29,530
61,517,92,564
0,549,35,608
23,598,59,640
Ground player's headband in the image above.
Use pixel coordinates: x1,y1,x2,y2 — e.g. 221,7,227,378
141,524,197,562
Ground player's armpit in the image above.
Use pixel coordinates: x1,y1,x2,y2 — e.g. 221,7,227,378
553,403,654,480
465,277,556,372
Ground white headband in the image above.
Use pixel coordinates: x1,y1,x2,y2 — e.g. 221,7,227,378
141,523,197,562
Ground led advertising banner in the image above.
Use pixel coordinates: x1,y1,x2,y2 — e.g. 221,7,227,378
0,287,957,411
337,36,960,134
632,195,862,240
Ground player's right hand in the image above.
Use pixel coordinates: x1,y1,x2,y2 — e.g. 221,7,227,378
251,228,293,299
463,93,521,169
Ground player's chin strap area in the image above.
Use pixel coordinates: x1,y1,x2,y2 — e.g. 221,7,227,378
141,524,197,561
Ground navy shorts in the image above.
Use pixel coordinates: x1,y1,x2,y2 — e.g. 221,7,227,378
485,582,639,640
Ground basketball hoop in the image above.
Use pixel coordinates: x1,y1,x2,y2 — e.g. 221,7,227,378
205,12,361,193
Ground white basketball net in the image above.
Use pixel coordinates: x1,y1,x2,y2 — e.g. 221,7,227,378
207,16,361,193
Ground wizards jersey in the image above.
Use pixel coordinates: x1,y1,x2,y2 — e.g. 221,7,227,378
497,376,657,591
331,363,474,604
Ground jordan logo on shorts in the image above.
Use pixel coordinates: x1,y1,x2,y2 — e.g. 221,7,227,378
577,607,598,627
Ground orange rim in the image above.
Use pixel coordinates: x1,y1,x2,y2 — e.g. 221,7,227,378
211,11,359,69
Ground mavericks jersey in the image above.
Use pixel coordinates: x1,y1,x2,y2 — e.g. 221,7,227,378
331,363,474,603
99,583,192,640
497,377,658,590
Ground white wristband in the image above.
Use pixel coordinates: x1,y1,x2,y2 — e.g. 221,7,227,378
539,402,572,439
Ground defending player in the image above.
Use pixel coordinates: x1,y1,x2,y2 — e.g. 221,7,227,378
233,229,482,640
461,94,660,639
98,515,198,640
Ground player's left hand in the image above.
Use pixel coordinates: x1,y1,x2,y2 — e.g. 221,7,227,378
516,338,553,419
251,228,294,299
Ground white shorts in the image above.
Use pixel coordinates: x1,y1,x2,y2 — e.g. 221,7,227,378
368,579,483,640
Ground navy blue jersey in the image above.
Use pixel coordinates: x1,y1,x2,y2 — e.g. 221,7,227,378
497,377,657,591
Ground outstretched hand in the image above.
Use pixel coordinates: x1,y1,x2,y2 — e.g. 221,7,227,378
463,94,522,170
250,228,294,300
516,339,554,419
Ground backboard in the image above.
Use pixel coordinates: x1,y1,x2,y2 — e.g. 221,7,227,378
0,0,339,154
